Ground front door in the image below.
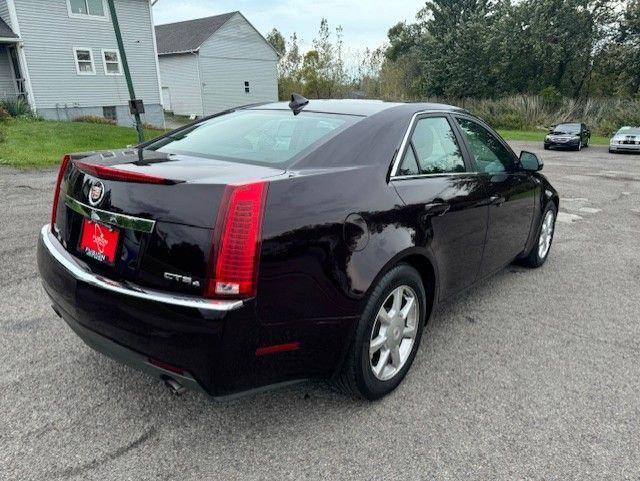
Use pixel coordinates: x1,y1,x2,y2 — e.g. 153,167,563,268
391,114,489,299
454,116,536,276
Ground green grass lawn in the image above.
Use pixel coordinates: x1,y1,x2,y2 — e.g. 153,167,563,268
497,128,609,145
0,119,167,168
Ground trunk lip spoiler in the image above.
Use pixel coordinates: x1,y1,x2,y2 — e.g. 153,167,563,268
40,225,244,312
65,195,156,234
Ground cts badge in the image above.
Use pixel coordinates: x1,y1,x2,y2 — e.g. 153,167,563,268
164,272,201,288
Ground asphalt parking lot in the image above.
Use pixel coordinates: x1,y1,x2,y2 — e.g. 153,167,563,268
1,142,639,480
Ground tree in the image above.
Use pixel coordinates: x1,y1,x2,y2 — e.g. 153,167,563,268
266,28,286,57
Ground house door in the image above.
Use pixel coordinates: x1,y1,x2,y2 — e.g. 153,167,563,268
162,87,171,111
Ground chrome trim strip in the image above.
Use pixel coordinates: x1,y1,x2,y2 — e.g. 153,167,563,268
40,225,243,312
65,196,156,234
390,172,480,181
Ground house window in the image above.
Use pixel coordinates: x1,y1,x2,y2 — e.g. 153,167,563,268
244,81,250,93
103,106,117,121
102,49,122,75
68,0,106,18
73,47,96,75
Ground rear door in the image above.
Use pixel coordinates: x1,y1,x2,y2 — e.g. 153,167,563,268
454,115,536,277
390,114,489,299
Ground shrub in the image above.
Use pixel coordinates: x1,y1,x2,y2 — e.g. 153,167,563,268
73,115,117,125
539,86,562,109
0,105,11,121
0,127,5,143
0,98,33,117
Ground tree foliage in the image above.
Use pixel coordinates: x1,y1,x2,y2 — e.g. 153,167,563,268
269,0,639,101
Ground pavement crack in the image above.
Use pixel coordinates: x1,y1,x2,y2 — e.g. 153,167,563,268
52,426,157,479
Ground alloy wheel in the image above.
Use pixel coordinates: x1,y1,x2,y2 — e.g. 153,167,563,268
538,210,555,259
369,285,419,381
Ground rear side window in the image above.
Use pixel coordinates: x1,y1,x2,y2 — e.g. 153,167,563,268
146,110,360,167
456,118,516,173
399,116,466,176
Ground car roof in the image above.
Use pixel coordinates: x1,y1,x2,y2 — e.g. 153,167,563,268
249,99,467,117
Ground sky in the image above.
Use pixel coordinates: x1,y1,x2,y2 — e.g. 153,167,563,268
152,0,425,65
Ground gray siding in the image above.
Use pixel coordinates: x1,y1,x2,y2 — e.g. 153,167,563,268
0,1,10,28
0,45,17,98
14,0,162,125
197,13,278,114
158,53,202,116
38,103,164,128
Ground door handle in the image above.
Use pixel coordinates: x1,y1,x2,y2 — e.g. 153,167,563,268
424,201,450,216
489,195,506,206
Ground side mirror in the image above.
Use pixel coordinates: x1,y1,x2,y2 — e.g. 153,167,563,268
520,150,543,172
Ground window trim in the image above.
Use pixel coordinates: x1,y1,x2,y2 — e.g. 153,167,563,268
390,111,473,180
101,48,123,76
67,0,109,21
73,47,96,76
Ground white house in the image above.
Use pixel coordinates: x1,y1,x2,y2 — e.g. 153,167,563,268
0,0,164,126
155,12,279,117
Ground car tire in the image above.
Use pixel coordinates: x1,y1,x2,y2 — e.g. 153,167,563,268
332,264,427,400
543,145,549,150
576,141,582,151
518,203,557,268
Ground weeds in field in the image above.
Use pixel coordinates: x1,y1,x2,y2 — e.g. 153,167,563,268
426,95,640,136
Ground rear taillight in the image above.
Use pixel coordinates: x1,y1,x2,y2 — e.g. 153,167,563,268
73,160,179,184
205,181,268,299
51,154,71,233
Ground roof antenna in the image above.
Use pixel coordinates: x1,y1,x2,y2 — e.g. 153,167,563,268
288,93,309,116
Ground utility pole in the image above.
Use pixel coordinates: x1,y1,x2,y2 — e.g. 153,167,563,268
107,0,145,143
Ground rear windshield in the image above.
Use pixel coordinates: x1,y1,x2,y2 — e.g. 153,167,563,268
146,110,360,167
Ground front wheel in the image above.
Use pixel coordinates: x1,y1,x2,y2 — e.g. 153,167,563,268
332,264,427,400
518,203,557,268
576,141,583,151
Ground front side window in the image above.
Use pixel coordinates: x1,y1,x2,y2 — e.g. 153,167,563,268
69,0,106,17
73,48,95,75
102,50,122,75
146,110,361,167
456,118,516,173
398,117,466,176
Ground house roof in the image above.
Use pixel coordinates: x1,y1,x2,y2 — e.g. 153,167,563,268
0,17,18,40
155,12,237,55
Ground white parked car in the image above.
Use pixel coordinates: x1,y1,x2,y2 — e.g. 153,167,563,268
609,127,640,154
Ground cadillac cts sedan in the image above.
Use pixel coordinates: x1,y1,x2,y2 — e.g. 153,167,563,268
609,126,640,154
544,122,590,150
37,98,559,400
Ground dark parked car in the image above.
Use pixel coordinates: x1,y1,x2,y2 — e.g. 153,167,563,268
544,122,590,150
38,98,559,400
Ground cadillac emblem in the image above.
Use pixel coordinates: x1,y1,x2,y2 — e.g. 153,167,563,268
88,181,105,207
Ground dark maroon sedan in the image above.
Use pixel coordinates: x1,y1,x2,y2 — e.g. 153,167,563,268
38,97,558,400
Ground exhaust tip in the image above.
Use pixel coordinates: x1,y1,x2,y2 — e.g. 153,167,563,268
163,377,187,396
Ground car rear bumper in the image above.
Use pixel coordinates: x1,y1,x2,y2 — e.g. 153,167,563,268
37,225,296,398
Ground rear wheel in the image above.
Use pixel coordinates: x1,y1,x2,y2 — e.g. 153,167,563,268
519,203,557,268
332,264,427,400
